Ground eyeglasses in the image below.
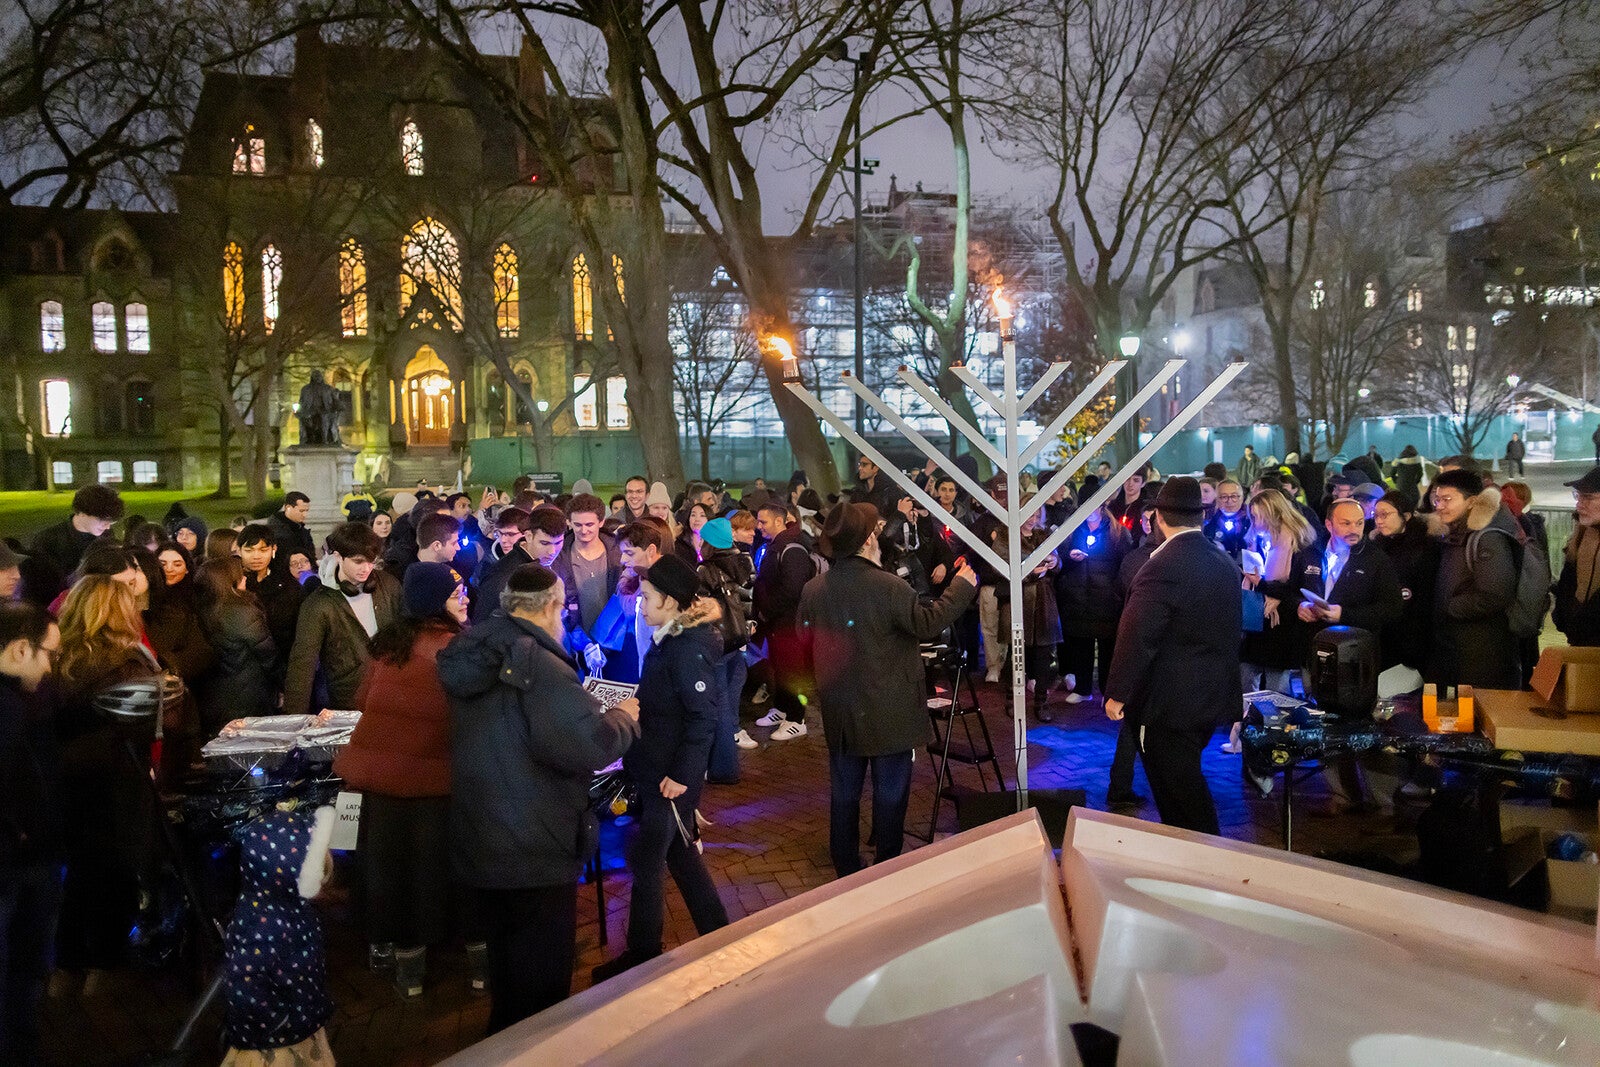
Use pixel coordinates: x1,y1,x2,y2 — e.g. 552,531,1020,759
1574,491,1600,504
1218,493,1244,502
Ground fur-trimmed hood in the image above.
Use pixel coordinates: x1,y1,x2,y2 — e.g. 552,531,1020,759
652,595,722,644
1427,488,1506,539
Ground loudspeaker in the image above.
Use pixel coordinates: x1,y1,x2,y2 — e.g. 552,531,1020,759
1306,625,1379,719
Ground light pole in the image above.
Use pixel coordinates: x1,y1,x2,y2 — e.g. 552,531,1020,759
826,41,878,444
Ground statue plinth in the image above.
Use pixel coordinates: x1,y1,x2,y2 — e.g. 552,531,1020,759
284,445,358,546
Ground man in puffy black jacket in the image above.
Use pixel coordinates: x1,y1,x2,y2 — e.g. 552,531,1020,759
1555,467,1600,647
438,563,638,1034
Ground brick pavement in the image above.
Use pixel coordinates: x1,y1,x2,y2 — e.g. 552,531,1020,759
40,679,1395,1066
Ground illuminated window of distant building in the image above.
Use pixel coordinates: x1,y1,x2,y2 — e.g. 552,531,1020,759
494,244,519,338
125,302,150,353
1309,280,1326,310
51,461,72,485
572,254,593,340
398,218,462,328
606,255,625,340
572,374,598,428
1407,324,1422,348
306,119,324,169
91,302,116,352
1406,286,1423,312
223,242,245,328
233,125,265,174
39,301,64,352
712,265,731,286
401,119,425,176
1465,325,1477,351
261,244,282,333
126,378,155,435
41,379,71,436
97,460,123,484
132,460,158,485
1447,325,1459,351
1452,362,1469,390
339,238,367,337
606,376,629,428
1363,281,1377,308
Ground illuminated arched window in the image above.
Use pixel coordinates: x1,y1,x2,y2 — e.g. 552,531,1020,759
39,301,64,352
572,253,593,340
339,238,367,337
494,244,519,338
91,302,116,352
607,254,625,340
401,119,425,176
399,217,462,329
125,302,149,353
306,119,324,169
261,243,282,333
223,242,244,329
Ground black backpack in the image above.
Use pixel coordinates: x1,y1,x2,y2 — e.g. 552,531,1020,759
699,555,753,656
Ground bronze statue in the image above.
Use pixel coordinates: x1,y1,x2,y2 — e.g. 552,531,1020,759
297,369,345,446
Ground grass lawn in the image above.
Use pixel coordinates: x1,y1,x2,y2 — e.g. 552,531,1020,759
0,489,255,542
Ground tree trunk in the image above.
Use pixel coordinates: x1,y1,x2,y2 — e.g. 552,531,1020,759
1266,305,1304,458
700,435,711,481
625,369,685,486
245,421,271,507
739,257,841,496
935,359,991,481
214,404,233,497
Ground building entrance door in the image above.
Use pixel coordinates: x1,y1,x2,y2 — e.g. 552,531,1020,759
407,371,453,446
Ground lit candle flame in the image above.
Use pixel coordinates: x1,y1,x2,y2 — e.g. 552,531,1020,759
766,336,793,360
992,287,1012,319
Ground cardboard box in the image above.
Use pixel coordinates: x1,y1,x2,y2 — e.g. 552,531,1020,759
1477,687,1600,756
1530,646,1600,713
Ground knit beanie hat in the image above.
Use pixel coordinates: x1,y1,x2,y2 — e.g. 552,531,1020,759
700,517,734,550
645,555,701,611
402,562,462,619
646,481,673,508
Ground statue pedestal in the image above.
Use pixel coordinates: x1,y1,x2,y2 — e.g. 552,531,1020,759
284,445,358,547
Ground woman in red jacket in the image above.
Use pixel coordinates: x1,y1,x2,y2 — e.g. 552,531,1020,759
335,562,468,999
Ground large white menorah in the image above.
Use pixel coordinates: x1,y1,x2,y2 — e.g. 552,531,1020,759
773,292,1244,807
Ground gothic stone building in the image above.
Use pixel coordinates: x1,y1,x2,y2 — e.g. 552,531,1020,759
0,31,635,490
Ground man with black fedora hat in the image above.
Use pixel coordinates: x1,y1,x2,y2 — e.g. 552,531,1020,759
1103,476,1243,834
1555,467,1600,646
799,502,977,876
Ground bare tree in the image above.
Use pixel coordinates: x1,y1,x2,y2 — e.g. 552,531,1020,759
1407,313,1524,455
670,289,763,479
0,0,198,210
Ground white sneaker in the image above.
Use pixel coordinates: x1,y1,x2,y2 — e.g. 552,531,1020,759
734,729,758,750
754,709,785,728
1062,692,1085,704
769,720,807,741
751,684,770,704
984,670,1000,684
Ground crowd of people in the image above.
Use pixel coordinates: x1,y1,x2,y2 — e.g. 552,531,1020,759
0,440,1593,1060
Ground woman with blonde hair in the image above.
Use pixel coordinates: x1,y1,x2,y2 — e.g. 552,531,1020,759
1240,488,1317,686
55,575,167,974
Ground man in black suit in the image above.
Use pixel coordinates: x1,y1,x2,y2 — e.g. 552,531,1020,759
1104,477,1242,834
1297,499,1403,638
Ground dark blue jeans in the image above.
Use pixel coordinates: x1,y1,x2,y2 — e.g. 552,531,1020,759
706,652,748,781
828,750,915,878
625,786,729,959
1,862,64,1066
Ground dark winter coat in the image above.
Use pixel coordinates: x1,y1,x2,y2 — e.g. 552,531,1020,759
245,569,304,670
995,528,1063,648
1242,544,1315,672
1055,518,1130,638
223,807,335,1051
471,543,536,625
439,613,637,889
282,573,400,715
1204,507,1252,558
1300,539,1404,640
753,522,814,636
1105,530,1244,731
625,600,722,787
200,596,279,724
798,556,975,757
21,520,98,606
1554,523,1600,647
265,511,317,573
1373,518,1441,670
336,624,455,797
1431,490,1521,689
0,676,62,871
1390,453,1426,505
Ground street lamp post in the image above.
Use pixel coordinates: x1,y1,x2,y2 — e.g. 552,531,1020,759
827,42,878,445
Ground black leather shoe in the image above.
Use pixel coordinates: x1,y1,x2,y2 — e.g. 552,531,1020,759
591,949,652,985
1105,791,1145,808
